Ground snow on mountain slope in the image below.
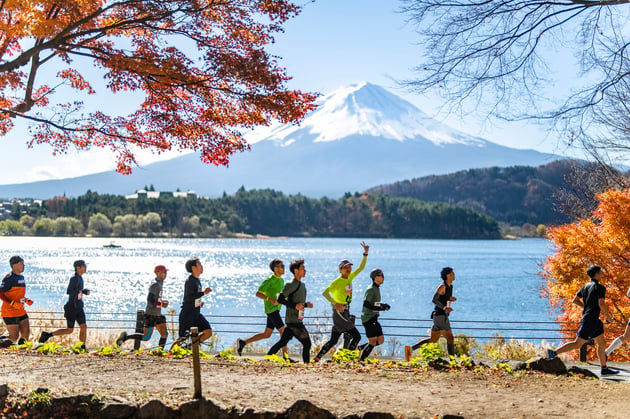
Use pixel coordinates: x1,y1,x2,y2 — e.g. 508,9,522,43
246,81,487,146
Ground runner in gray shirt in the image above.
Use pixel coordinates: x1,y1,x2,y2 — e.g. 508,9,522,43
116,265,170,349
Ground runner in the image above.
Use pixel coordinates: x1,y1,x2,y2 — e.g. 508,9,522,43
38,260,90,348
267,258,313,363
358,268,391,361
236,258,289,358
547,265,618,376
115,265,170,350
405,267,457,361
0,256,32,347
313,242,369,362
176,257,212,347
604,285,630,358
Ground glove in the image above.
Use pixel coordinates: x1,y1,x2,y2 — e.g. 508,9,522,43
82,289,90,296
380,303,391,311
19,298,33,306
161,300,169,308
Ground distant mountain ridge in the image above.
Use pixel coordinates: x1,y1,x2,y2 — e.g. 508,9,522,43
0,82,561,200
366,160,582,225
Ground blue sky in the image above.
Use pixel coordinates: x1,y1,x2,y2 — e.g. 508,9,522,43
0,0,580,185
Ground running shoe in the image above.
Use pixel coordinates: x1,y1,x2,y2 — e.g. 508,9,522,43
237,338,246,356
38,331,53,343
311,356,320,363
115,331,127,346
404,345,412,362
601,367,619,376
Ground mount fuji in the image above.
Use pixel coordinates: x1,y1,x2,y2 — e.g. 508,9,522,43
0,82,560,199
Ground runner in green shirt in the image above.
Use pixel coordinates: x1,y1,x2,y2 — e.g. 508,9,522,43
358,268,390,361
236,259,289,358
313,241,369,362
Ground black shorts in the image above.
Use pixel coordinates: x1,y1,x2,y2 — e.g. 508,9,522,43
577,317,604,340
3,314,28,325
265,310,284,330
144,314,166,328
362,318,383,338
64,304,86,328
178,313,211,337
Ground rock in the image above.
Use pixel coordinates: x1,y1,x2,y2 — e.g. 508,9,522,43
0,383,8,397
235,407,278,418
99,401,136,418
567,365,599,379
443,415,465,419
513,356,567,374
282,400,335,419
137,399,175,419
363,413,396,419
178,398,227,419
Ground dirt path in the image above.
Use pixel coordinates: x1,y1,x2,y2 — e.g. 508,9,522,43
0,353,627,418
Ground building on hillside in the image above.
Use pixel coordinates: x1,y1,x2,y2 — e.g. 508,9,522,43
125,190,197,200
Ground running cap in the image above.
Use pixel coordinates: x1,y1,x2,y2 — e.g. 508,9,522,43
338,259,353,269
154,265,168,273
9,255,23,266
441,267,454,281
370,268,384,280
73,260,86,268
587,264,601,278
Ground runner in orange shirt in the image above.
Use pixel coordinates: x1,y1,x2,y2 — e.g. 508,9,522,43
0,256,32,346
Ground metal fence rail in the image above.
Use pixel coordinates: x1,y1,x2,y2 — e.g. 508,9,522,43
23,311,626,342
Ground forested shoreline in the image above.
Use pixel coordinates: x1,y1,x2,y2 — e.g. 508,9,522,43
0,188,500,239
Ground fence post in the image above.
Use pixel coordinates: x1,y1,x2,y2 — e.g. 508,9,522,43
134,310,144,351
579,338,593,362
191,327,202,399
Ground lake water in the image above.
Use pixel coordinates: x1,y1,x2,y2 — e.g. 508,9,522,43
0,237,561,349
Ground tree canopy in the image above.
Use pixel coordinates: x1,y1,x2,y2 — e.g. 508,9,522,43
544,188,630,360
0,0,316,173
400,0,630,159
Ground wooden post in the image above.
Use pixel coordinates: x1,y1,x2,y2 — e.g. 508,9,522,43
134,310,144,351
191,327,202,399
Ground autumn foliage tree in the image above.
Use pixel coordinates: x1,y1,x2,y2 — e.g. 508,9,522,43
0,0,317,173
544,188,630,360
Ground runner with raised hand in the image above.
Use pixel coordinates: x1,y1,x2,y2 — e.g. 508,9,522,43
313,241,368,362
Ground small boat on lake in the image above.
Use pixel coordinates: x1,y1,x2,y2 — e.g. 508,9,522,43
103,241,122,248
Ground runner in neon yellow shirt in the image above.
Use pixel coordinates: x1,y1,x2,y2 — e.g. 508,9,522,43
313,241,369,362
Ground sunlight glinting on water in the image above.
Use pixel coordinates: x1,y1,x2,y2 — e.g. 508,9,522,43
0,236,560,345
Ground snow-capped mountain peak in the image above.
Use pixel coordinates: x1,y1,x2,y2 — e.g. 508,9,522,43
245,81,487,147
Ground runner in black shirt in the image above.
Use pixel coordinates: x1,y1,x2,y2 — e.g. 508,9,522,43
547,265,618,376
38,260,90,348
176,257,212,347
405,267,457,361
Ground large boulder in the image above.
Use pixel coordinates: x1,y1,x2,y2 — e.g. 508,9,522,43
178,398,227,419
282,400,335,419
137,399,175,419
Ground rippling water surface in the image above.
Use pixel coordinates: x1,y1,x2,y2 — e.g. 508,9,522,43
0,237,558,346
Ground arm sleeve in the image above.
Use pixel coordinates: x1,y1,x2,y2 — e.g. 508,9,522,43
432,292,445,309
147,284,161,306
350,255,368,279
278,293,297,309
363,300,385,311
